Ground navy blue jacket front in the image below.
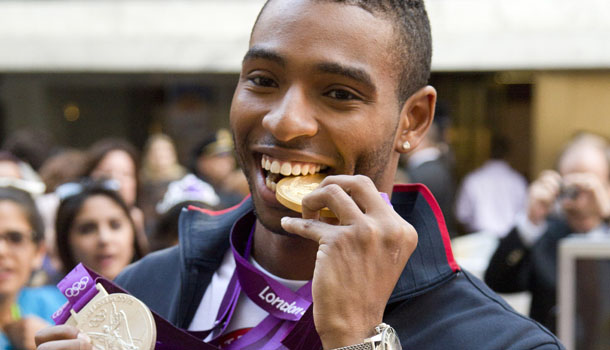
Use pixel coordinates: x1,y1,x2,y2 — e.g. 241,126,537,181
116,184,564,349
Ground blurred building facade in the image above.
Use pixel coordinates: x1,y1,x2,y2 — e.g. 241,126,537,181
0,0,609,178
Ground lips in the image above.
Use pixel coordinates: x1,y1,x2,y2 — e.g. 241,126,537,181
0,267,13,280
261,154,328,192
95,254,115,268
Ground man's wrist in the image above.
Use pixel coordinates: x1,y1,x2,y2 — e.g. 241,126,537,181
517,212,547,247
321,331,373,350
320,324,377,350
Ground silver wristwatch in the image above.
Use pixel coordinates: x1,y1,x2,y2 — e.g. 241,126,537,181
332,323,402,350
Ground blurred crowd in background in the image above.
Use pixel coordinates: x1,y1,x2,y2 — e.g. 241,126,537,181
0,127,250,349
0,0,608,348
0,116,608,349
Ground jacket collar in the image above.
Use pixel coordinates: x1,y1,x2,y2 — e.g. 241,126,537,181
179,184,459,306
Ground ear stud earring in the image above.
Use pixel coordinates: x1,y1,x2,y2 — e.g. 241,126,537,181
402,141,411,150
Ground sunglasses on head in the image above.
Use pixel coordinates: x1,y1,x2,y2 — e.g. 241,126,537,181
56,178,121,201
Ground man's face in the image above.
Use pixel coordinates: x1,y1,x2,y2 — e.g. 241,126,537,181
230,0,404,233
559,146,610,230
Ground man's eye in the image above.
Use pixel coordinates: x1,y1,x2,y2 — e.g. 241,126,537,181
249,76,278,88
326,89,359,100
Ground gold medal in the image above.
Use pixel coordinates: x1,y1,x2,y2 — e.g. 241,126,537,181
275,174,335,217
70,284,156,350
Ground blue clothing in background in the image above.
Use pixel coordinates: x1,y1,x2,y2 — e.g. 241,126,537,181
0,286,66,349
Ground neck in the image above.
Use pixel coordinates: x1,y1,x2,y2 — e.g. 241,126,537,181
252,220,318,281
0,294,18,327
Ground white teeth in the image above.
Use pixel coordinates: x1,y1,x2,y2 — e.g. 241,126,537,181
265,173,278,192
270,160,281,174
291,164,301,176
280,163,292,176
261,155,326,177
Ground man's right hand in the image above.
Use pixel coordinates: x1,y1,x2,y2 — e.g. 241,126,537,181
35,325,92,350
527,170,562,225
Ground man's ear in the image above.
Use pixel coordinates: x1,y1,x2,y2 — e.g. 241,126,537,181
395,86,437,153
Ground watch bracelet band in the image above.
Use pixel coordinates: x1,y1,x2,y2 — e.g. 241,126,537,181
330,323,391,350
331,343,374,350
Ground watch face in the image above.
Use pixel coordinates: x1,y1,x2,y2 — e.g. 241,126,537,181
380,326,402,350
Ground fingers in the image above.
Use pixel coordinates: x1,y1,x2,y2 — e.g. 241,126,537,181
301,175,386,222
35,325,92,350
531,170,562,203
37,338,92,350
527,170,562,224
301,182,360,221
36,325,79,344
281,216,334,243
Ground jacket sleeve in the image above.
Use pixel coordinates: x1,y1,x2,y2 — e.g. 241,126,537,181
484,227,532,293
385,270,564,349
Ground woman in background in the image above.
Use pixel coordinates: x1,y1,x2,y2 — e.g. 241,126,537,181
0,187,65,350
83,138,148,250
139,133,186,235
55,180,147,280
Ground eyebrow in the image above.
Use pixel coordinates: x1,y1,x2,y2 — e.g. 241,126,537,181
242,46,376,94
242,46,285,67
315,62,376,93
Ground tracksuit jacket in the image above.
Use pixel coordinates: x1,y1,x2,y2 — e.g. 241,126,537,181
116,184,564,349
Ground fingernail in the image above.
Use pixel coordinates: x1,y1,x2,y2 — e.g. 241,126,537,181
281,217,289,225
78,332,91,343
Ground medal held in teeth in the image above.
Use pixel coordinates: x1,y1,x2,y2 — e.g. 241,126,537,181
68,284,156,350
275,174,336,217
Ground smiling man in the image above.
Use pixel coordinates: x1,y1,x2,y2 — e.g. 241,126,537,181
36,1,563,349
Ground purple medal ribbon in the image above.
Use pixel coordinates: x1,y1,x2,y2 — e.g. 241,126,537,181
232,228,312,322
52,263,99,324
51,192,391,350
53,265,220,349
211,190,391,348
207,223,316,349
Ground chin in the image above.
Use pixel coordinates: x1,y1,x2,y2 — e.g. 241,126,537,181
0,284,19,298
251,196,299,237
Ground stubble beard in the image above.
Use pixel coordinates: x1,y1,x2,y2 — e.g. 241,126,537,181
233,129,397,236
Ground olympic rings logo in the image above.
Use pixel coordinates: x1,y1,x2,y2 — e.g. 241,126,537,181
52,304,66,318
64,276,90,298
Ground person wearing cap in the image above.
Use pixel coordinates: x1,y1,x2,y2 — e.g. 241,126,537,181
191,129,248,209
150,174,221,251
36,1,563,349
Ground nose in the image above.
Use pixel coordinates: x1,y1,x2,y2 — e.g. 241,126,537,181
97,226,112,244
262,85,318,142
0,237,7,254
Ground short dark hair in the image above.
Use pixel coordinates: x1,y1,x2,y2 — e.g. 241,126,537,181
258,0,432,105
0,187,44,244
55,182,145,274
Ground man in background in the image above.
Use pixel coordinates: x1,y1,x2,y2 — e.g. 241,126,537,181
486,133,610,333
